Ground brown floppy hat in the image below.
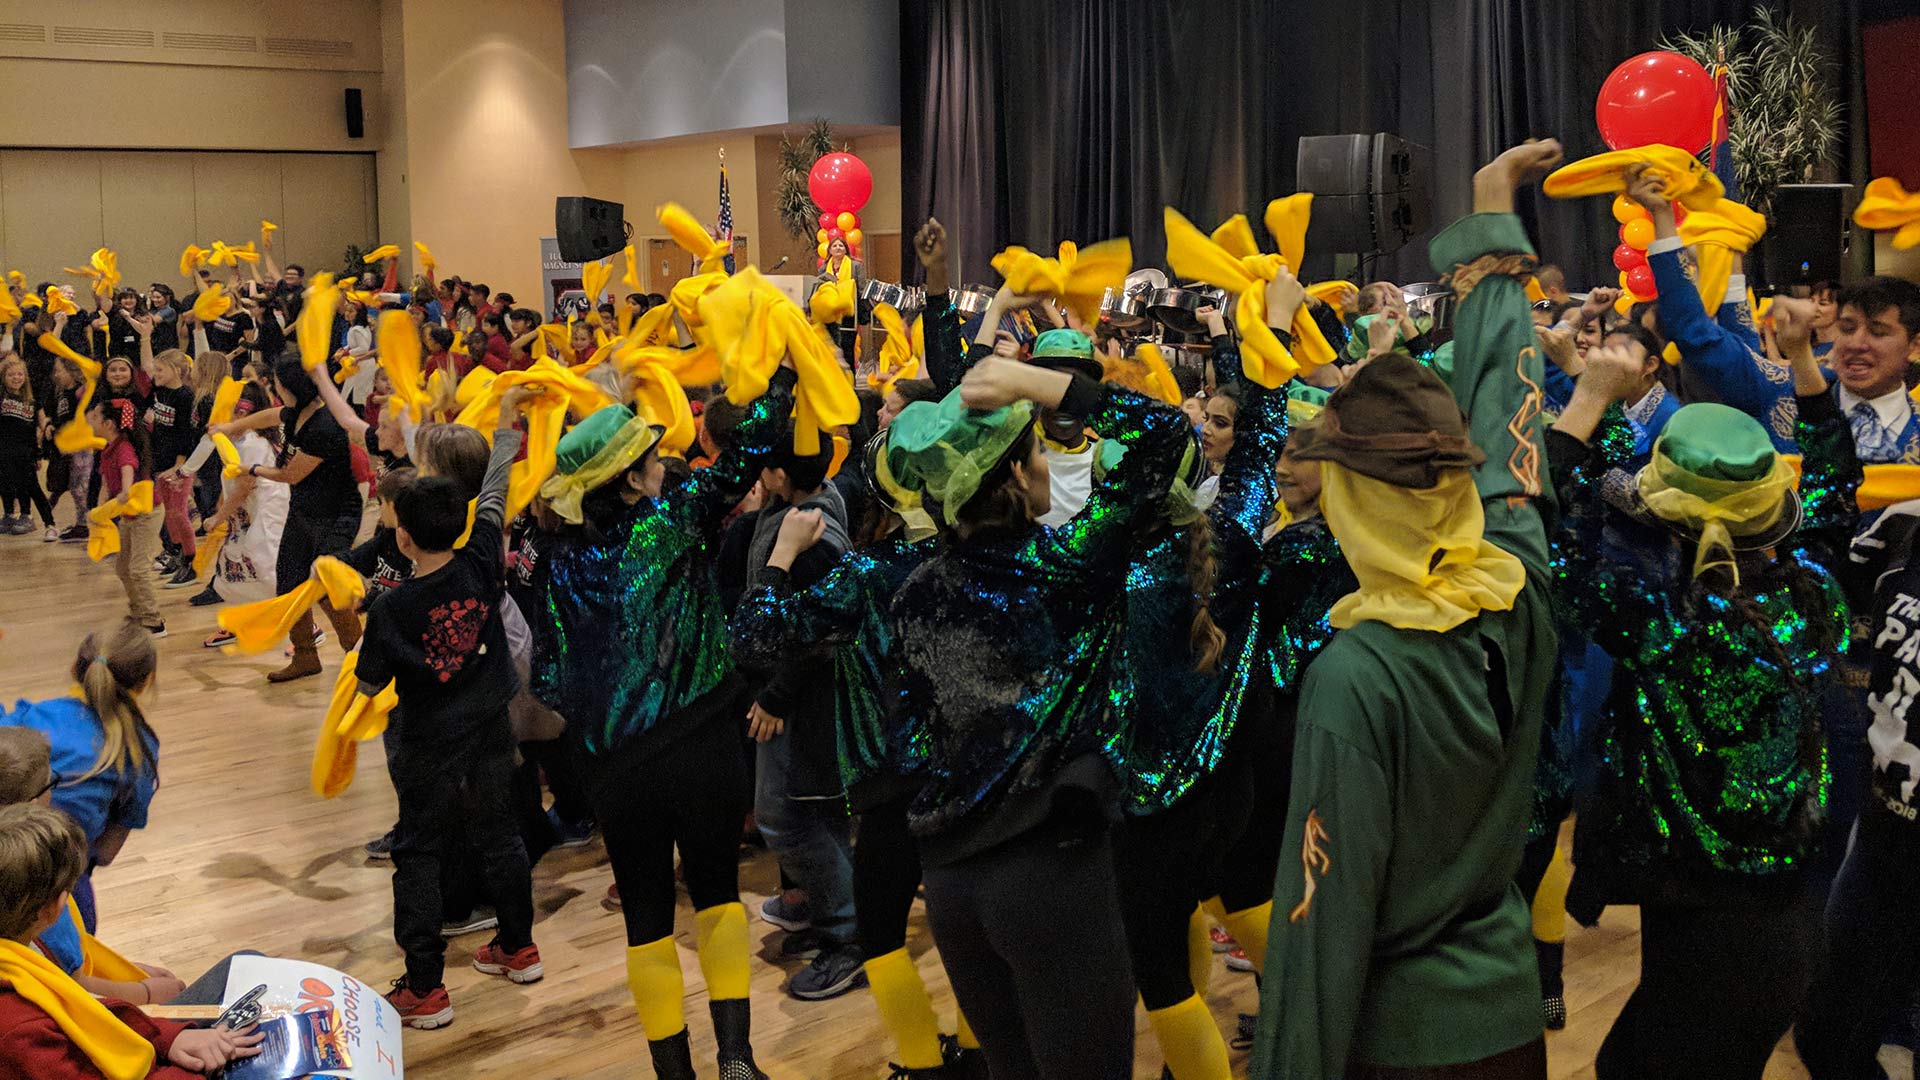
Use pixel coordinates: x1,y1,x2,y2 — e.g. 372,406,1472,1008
1289,352,1484,489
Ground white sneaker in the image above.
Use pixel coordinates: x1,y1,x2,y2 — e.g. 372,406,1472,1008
42,527,58,542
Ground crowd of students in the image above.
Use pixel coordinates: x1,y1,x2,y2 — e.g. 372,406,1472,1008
1,134,1918,1080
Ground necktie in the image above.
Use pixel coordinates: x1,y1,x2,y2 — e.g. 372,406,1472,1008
1851,401,1899,462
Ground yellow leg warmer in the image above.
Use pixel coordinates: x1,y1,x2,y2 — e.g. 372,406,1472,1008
1147,994,1232,1080
1187,905,1213,999
1531,840,1572,944
624,937,687,1040
695,902,752,1001
954,1007,979,1050
1220,902,1273,978
863,948,945,1070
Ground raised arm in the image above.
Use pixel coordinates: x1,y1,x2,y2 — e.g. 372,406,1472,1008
1207,300,1288,601
731,513,872,671
915,219,968,394
683,366,796,532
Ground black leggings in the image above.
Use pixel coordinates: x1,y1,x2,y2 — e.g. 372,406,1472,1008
1595,892,1817,1080
583,717,749,946
1114,751,1253,1009
923,824,1136,1080
1215,691,1295,913
853,794,923,959
0,452,52,525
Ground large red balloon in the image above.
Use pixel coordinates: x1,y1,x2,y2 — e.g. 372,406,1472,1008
1613,244,1647,273
809,152,874,214
1625,264,1658,299
1596,51,1717,152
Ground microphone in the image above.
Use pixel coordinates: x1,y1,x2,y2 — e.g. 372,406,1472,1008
770,255,790,270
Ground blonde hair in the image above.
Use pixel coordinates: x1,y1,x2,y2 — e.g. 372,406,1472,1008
0,728,51,806
151,347,193,387
0,356,30,407
70,621,158,784
414,422,489,499
191,349,230,404
0,803,86,941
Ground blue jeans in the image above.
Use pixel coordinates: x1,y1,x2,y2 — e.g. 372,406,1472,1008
1798,814,1920,1078
754,733,855,948
1814,675,1874,889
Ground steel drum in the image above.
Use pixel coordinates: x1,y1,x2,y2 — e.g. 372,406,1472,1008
1100,269,1167,329
952,285,998,319
861,279,910,311
1146,284,1229,336
1400,282,1456,339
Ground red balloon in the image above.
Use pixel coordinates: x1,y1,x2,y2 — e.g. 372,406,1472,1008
826,227,845,243
808,152,874,214
1613,244,1647,273
1672,202,1690,225
1596,51,1718,152
819,211,835,230
1626,264,1658,298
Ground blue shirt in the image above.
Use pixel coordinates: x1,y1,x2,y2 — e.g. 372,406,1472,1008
34,906,83,974
3,697,159,849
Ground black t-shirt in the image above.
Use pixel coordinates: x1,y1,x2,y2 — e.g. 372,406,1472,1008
341,525,411,609
1864,548,1920,846
104,312,142,361
0,396,36,455
203,311,255,356
49,384,78,426
249,314,285,364
356,500,515,766
286,408,359,521
147,385,195,469
150,309,179,355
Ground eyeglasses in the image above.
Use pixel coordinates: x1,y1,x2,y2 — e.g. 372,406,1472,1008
30,770,61,802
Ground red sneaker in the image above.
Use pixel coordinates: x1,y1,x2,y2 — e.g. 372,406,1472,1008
602,883,622,911
1209,926,1236,953
385,978,453,1029
472,941,544,984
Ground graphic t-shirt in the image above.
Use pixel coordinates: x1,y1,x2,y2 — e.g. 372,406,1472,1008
1863,554,1920,848
147,385,195,469
0,396,36,454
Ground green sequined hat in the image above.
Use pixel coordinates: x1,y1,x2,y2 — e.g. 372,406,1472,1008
1028,328,1103,380
885,389,1036,526
540,404,663,524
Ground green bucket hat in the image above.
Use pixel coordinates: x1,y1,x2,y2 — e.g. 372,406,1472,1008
886,389,1036,526
1029,328,1103,380
539,404,664,524
1634,403,1800,575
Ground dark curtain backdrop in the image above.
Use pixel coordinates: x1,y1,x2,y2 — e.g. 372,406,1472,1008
902,0,1850,291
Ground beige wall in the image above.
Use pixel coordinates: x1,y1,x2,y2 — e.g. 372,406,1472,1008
591,135,762,290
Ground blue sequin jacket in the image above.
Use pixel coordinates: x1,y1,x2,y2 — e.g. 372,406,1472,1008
893,378,1189,865
529,369,794,759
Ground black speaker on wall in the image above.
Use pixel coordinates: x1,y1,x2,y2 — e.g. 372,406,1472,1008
556,197,626,263
1297,133,1432,256
1762,183,1857,288
344,88,364,139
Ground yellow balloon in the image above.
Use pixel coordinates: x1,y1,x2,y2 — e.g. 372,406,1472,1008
847,228,864,247
817,228,828,242
1618,271,1631,291
817,242,829,257
1611,194,1645,224
1622,217,1655,250
836,211,857,232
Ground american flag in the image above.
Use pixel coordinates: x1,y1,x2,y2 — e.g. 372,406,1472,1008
718,165,736,273
1708,61,1738,200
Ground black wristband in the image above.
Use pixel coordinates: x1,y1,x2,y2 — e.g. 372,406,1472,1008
1267,325,1296,349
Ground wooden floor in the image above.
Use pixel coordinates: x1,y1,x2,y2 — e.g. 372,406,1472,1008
0,525,1817,1079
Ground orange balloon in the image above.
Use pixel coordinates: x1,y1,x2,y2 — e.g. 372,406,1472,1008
816,228,828,242
817,241,829,257
1612,194,1647,224
1622,218,1655,250
847,228,864,247
836,212,858,232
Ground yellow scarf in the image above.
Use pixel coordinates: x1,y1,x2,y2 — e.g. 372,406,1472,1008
205,240,259,267
1636,449,1795,587
217,555,365,654
1856,177,1920,250
0,938,154,1080
86,481,154,562
455,360,614,523
207,377,245,427
362,243,400,264
1163,199,1337,387
43,287,77,317
0,287,17,323
192,283,232,321
867,303,921,392
1671,199,1767,365
192,522,230,576
312,650,398,797
622,243,645,297
989,239,1131,326
658,202,730,273
261,220,278,246
296,273,342,373
1543,145,1727,212
42,335,106,454
179,244,207,277
611,339,701,458
377,309,428,424
697,268,860,455
63,248,120,300
211,433,244,478
413,241,435,274
65,897,145,983
1318,462,1524,632
582,257,614,306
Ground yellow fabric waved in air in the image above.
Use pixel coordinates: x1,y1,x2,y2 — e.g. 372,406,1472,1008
311,649,397,797
362,244,400,263
191,283,231,321
1163,199,1336,387
377,309,428,423
86,481,154,562
697,267,860,455
1856,177,1920,250
43,335,105,453
990,238,1132,326
192,522,229,577
868,303,922,392
217,555,365,654
1544,144,1726,211
296,274,342,372
414,241,436,274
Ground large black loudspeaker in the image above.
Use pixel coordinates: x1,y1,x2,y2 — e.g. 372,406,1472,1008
1763,183,1857,288
555,197,626,263
1297,133,1432,256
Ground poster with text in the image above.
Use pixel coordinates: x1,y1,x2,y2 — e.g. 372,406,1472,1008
222,955,403,1079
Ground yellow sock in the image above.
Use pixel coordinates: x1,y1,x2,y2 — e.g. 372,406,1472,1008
863,948,945,1070
1187,905,1213,999
694,902,752,1001
1531,841,1572,943
1147,994,1232,1080
624,937,687,1040
1220,901,1272,978
954,1007,979,1050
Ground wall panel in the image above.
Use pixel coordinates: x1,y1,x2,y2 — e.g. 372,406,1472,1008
1,151,104,291
280,155,380,278
99,154,196,294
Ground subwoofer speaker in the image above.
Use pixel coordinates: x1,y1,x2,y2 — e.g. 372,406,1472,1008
1297,133,1432,256
555,197,626,263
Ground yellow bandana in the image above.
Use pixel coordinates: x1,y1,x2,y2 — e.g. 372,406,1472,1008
990,238,1132,326
1163,198,1337,387
1636,448,1795,587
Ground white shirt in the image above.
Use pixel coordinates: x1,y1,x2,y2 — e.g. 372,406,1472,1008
1837,383,1913,436
1039,441,1097,527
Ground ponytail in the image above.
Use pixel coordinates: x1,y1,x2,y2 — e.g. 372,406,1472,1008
1183,516,1226,672
69,621,158,784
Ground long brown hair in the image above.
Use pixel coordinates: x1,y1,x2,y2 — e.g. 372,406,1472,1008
1183,515,1225,671
69,621,159,784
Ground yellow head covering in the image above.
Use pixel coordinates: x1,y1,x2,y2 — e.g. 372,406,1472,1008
1163,198,1337,387
1317,461,1525,632
990,238,1132,326
1856,177,1920,250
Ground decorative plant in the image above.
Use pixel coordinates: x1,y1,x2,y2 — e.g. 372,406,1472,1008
341,243,368,278
1661,4,1842,216
776,119,838,241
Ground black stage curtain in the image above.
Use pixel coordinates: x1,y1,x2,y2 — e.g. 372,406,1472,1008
903,0,1848,291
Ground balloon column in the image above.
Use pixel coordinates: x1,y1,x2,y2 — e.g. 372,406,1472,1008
1609,192,1692,305
809,151,875,264
1594,51,1718,153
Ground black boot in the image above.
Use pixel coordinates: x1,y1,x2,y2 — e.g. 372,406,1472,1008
647,1030,697,1080
711,998,767,1080
938,1033,989,1079
1536,938,1566,1031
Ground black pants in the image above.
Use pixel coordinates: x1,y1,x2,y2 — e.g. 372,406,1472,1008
1797,816,1920,1079
584,716,749,946
1595,891,1817,1080
923,824,1137,1080
193,454,222,522
1115,757,1251,1010
276,510,361,597
439,750,559,921
1215,693,1294,913
0,452,52,525
1350,1037,1546,1079
522,735,592,825
853,794,923,959
391,744,535,989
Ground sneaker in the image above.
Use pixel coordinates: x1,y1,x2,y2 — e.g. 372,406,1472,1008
601,883,622,911
787,945,866,1001
385,978,453,1030
779,929,823,960
42,526,58,542
1209,925,1235,953
365,829,395,860
547,808,595,848
202,629,237,649
442,907,499,938
153,553,177,574
144,623,168,640
759,891,812,933
164,563,199,589
1542,995,1567,1031
0,516,15,534
7,518,31,536
1226,946,1252,972
59,524,87,543
190,584,222,607
472,940,544,984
